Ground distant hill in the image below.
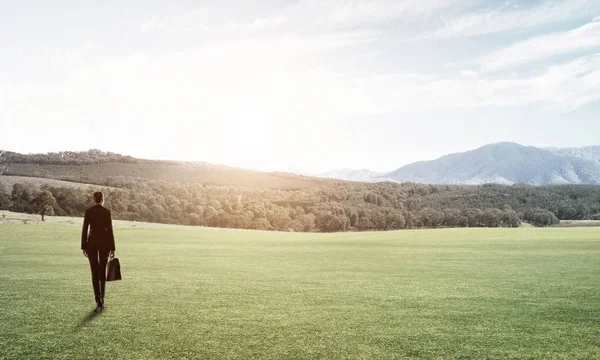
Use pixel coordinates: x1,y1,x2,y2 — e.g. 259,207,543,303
317,168,391,183
321,143,600,185
0,150,330,189
0,175,112,191
5,145,600,187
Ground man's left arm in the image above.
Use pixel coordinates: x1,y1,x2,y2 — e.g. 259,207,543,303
81,211,90,250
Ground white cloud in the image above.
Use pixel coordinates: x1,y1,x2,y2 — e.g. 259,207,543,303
3,49,598,139
224,16,289,33
340,53,600,112
460,70,478,78
139,16,169,33
290,0,464,28
432,0,600,38
136,0,472,39
137,8,215,34
468,54,600,109
249,16,289,30
478,19,600,72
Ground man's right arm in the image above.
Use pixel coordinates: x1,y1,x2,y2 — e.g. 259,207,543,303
81,210,90,250
107,210,115,254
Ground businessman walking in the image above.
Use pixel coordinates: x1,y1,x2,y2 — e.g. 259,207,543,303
81,191,116,313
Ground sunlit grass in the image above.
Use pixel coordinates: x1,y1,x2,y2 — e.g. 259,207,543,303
1,221,599,359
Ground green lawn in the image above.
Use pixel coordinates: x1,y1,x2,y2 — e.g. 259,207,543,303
1,220,599,359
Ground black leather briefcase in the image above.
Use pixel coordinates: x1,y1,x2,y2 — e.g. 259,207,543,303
106,258,122,281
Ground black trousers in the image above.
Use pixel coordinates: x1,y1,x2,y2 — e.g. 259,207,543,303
88,249,110,304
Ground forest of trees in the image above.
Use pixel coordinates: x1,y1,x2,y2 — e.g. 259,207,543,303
6,178,598,231
1,150,599,231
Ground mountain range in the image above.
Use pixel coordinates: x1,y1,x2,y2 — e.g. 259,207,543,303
318,143,600,185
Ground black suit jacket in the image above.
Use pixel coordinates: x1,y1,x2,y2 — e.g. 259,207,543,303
81,205,116,251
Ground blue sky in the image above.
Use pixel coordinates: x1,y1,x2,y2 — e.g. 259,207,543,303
2,0,600,173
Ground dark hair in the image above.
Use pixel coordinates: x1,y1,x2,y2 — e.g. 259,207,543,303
93,191,104,204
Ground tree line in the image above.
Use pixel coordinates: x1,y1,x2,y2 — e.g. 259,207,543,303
1,179,581,231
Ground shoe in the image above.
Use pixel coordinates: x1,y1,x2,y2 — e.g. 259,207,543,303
94,304,103,313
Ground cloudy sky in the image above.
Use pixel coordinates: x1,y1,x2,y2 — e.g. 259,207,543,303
2,0,600,173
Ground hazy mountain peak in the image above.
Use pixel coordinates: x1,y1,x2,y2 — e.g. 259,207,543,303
320,143,600,185
318,168,392,183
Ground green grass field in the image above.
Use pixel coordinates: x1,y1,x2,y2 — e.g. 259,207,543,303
1,216,599,359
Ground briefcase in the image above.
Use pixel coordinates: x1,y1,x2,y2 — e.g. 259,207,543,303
106,258,122,281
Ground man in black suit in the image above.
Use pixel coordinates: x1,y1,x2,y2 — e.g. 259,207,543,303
81,191,116,313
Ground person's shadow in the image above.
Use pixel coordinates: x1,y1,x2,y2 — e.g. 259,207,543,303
75,310,99,329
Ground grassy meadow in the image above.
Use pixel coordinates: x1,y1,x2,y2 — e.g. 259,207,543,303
1,213,599,359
